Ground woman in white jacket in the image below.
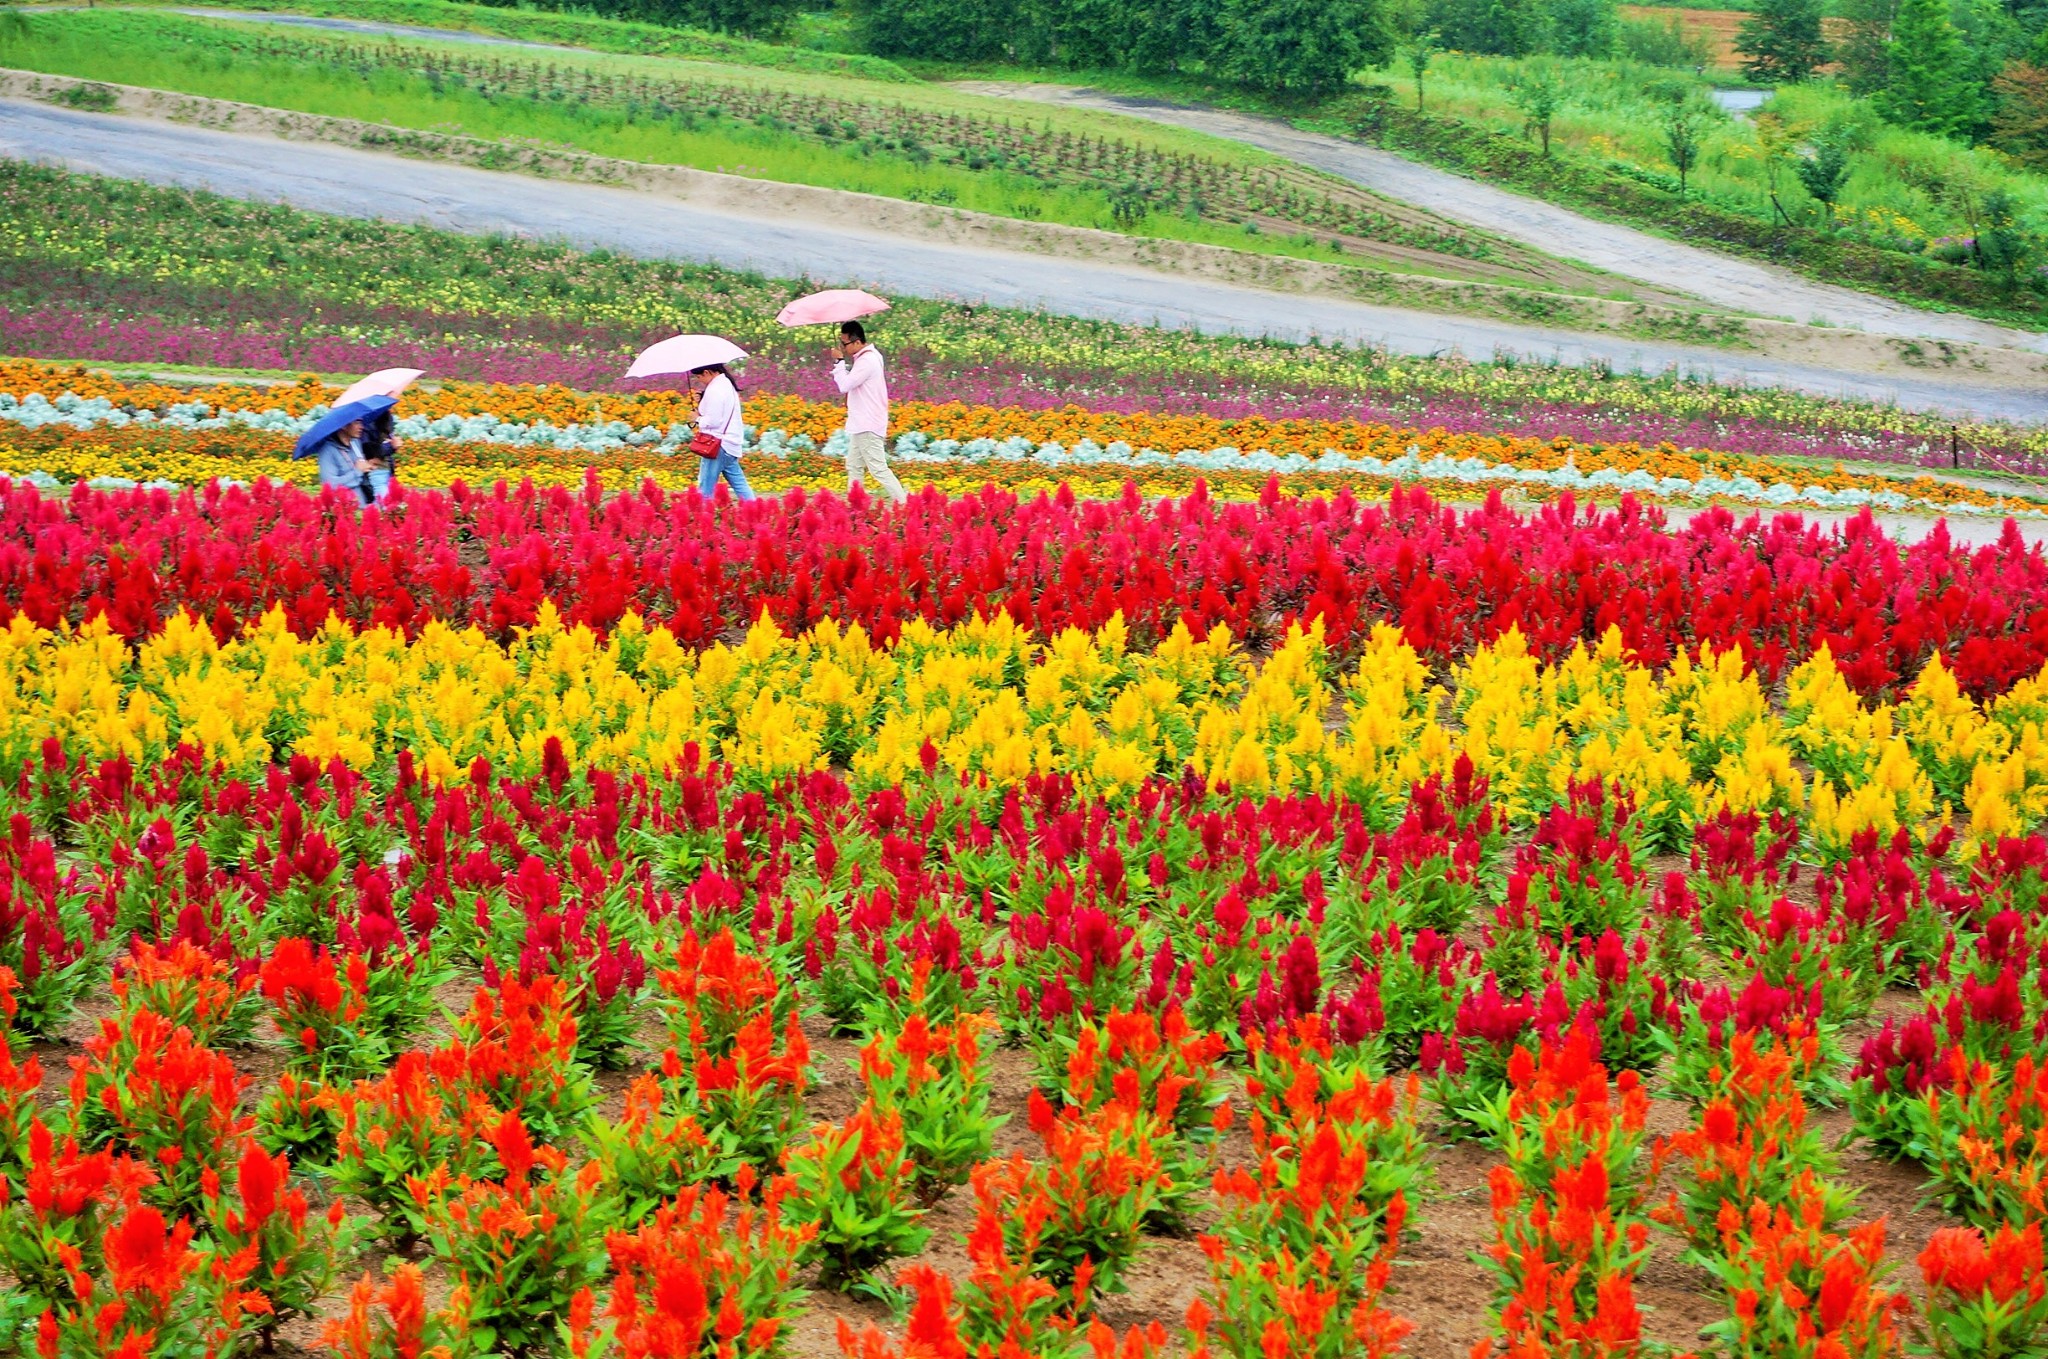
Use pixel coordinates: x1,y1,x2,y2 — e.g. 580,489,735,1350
690,363,756,502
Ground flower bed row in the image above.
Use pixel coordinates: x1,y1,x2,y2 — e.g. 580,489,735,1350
2,421,2003,519
0,363,2031,516
2,297,2017,475
4,476,2047,695
11,159,2048,472
5,608,2044,856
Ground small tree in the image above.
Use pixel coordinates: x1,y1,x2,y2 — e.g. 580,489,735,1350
1974,188,2032,295
1735,0,1829,83
1793,128,1852,224
666,0,808,39
1550,0,1617,57
1664,108,1703,195
1834,0,1899,95
1109,179,1153,228
1509,63,1563,156
1993,60,2048,169
1474,0,1550,55
1875,0,1981,138
1216,0,1391,98
1751,111,1800,226
847,0,1004,60
1403,32,1439,111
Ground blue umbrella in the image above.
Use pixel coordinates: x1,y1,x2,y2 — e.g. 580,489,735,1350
292,395,397,460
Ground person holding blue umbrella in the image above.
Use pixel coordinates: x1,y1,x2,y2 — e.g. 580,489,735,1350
293,395,397,506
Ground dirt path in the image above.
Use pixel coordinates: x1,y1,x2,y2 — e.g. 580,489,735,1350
9,96,2048,420
167,3,585,48
951,82,2048,353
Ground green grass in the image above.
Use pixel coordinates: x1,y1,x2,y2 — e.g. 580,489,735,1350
121,0,920,80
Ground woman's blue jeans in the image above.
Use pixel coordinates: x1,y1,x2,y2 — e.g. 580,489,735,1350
697,451,756,501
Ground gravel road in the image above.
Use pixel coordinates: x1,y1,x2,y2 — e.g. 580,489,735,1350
953,83,2048,354
7,98,2048,419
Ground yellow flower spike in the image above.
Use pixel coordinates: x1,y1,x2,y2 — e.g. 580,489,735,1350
1897,653,2011,809
1963,752,2031,856
1220,733,1272,795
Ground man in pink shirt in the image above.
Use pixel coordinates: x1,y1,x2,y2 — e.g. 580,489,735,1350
830,320,907,507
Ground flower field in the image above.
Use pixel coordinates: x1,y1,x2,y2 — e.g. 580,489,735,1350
10,140,2048,1359
1,362,2032,517
1,473,2047,1357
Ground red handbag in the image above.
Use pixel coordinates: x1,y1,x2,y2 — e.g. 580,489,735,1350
692,377,739,458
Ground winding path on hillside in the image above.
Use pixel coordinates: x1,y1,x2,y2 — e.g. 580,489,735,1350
44,5,2046,354
952,82,2048,353
39,4,2048,353
5,98,2048,420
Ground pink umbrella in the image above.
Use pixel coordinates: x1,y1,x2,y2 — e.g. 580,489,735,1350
335,367,424,408
626,334,748,380
776,290,891,327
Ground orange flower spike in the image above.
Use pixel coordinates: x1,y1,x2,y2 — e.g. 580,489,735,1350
1066,1027,1104,1107
1984,1222,2046,1302
101,1197,198,1303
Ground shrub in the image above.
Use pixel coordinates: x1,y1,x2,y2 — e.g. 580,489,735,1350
1055,1006,1225,1230
1473,1032,1654,1355
857,990,1002,1198
319,1263,465,1359
0,816,98,1041
0,1117,153,1306
1906,1049,2048,1228
34,1188,266,1359
329,1050,499,1246
1704,1191,1901,1358
568,1168,813,1359
835,1264,1169,1359
1653,1027,1858,1256
581,1072,740,1226
414,1110,610,1357
259,937,438,1081
786,1099,930,1293
976,1089,1167,1299
1198,1045,1419,1357
64,1006,251,1214
110,939,260,1046
655,929,811,1172
0,967,44,1177
441,971,598,1145
199,1139,358,1348
1916,1223,2048,1359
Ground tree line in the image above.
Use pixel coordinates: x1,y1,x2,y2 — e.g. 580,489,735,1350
491,0,1689,98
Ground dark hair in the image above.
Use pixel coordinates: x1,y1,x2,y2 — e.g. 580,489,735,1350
839,320,867,343
689,363,741,391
